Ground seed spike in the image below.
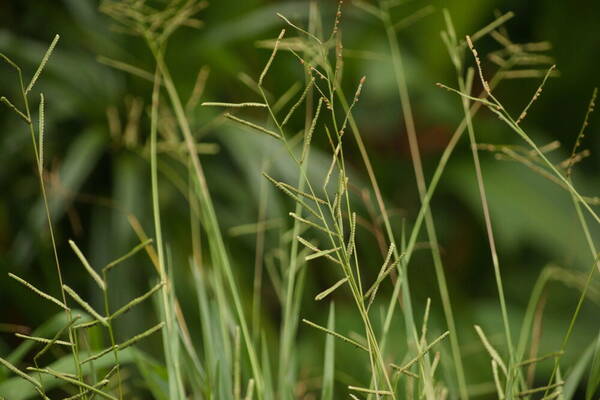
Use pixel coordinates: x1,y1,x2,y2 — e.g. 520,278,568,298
258,29,285,86
305,246,341,261
566,87,597,177
364,244,400,299
0,356,42,389
263,172,326,205
103,238,153,272
466,35,494,98
282,78,314,126
301,96,323,163
201,102,267,108
390,331,450,373
80,322,165,364
516,65,556,124
225,113,281,140
474,325,507,375
63,284,108,327
8,273,69,310
346,212,357,256
348,386,393,396
38,93,45,173
297,236,342,265
302,319,368,352
110,281,165,319
118,321,165,348
435,82,500,109
315,277,348,301
289,212,338,237
15,333,73,347
329,0,344,39
69,240,106,290
26,34,60,94
492,360,505,399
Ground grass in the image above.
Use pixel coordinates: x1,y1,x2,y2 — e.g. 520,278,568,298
1,0,599,399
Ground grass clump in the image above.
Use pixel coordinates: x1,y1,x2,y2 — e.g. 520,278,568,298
1,1,599,399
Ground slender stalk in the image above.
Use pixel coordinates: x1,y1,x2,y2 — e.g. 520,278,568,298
148,64,185,400
10,53,85,394
380,3,468,398
540,90,599,398
101,271,123,400
146,39,264,396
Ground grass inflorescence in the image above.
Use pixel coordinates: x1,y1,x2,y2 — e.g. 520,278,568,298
1,1,599,399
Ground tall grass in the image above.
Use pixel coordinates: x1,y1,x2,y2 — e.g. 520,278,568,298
1,1,599,399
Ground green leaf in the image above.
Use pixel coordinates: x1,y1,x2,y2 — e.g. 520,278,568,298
586,330,600,400
562,334,597,400
321,303,335,400
134,350,169,400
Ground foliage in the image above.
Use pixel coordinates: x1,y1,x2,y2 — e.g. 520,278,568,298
0,0,599,399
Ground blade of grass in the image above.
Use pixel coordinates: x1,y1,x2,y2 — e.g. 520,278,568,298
381,4,467,397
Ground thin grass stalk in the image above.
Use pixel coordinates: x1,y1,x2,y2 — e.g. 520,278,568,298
380,4,467,397
439,13,518,395
8,43,86,390
148,63,184,399
101,269,123,399
146,36,264,397
463,31,600,397
275,53,316,400
540,90,599,398
252,160,269,345
293,21,398,393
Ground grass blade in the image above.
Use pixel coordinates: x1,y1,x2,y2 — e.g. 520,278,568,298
321,303,335,400
586,331,600,400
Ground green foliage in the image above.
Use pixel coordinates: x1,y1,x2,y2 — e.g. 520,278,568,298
1,0,599,399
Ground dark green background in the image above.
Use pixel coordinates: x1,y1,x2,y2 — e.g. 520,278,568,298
1,0,598,398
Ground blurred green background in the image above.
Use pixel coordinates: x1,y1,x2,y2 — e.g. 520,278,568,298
1,0,599,398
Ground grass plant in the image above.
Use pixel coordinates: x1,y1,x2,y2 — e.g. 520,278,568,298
1,1,598,399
